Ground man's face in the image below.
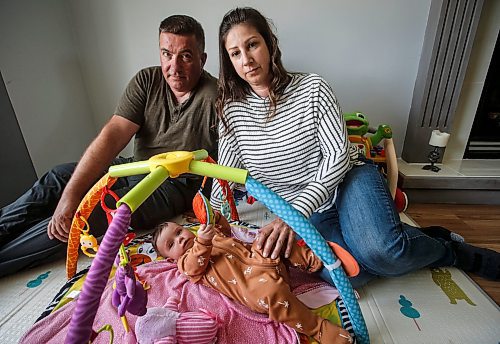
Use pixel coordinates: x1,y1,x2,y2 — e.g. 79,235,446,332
155,222,196,260
159,32,207,95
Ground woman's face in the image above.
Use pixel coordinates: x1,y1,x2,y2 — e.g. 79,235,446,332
225,23,271,95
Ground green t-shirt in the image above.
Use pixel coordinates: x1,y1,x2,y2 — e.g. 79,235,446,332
115,67,218,161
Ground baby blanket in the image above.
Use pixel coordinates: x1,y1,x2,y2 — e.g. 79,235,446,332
19,260,298,343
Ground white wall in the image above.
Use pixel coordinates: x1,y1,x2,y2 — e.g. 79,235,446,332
0,0,97,176
1,0,432,174
69,0,431,157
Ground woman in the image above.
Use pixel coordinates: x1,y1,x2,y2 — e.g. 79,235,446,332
211,7,500,288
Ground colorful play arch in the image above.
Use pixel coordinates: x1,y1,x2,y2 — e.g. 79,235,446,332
64,149,369,344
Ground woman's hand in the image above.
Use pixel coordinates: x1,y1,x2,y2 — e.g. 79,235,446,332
255,218,295,259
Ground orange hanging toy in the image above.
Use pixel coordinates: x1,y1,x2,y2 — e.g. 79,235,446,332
192,176,215,225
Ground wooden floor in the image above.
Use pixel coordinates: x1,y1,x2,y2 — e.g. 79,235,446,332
406,203,500,306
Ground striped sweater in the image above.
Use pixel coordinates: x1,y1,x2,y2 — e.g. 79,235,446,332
211,73,358,218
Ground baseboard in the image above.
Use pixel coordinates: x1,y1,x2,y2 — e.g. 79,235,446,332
403,188,500,205
398,172,500,205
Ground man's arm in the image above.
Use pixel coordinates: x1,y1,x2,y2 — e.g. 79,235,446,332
48,115,140,242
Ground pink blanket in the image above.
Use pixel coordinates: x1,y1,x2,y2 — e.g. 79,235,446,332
20,260,297,343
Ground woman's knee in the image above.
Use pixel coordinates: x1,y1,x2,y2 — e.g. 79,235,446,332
350,238,414,276
342,169,390,204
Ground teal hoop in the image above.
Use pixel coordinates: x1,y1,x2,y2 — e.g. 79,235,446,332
246,176,369,344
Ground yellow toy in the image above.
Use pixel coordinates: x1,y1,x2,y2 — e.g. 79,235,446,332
78,216,99,258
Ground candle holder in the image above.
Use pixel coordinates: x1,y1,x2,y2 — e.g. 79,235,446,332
422,146,442,172
422,130,450,173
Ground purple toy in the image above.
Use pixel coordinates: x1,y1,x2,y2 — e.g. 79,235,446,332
112,258,147,317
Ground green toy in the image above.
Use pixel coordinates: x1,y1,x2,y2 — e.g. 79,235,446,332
343,112,393,161
343,112,408,212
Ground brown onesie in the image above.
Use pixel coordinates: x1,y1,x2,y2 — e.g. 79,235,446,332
177,227,342,343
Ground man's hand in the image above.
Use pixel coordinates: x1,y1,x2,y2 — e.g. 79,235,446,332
47,199,78,242
46,115,139,243
255,218,295,259
197,224,216,242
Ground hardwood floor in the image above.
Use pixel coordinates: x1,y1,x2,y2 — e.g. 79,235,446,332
406,203,500,306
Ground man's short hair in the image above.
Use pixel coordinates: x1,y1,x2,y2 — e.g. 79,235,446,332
159,15,205,53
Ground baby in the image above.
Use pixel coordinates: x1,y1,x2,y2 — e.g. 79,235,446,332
152,212,354,344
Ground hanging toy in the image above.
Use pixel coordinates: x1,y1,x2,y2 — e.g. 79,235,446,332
78,214,99,257
112,245,148,332
100,187,121,224
79,186,121,258
220,195,231,220
203,156,240,221
192,177,215,225
67,173,117,279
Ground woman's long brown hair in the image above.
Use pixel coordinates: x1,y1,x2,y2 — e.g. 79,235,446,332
216,7,291,128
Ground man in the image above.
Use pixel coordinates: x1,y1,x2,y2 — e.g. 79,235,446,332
0,15,218,277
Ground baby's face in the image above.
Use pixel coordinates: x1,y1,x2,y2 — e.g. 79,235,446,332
155,222,196,260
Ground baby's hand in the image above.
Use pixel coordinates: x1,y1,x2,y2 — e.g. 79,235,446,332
197,224,216,241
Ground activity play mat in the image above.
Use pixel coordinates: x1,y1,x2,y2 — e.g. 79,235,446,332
1,150,499,343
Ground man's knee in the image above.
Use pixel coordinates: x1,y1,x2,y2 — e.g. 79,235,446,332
0,221,66,277
0,244,66,278
48,162,78,179
32,162,78,192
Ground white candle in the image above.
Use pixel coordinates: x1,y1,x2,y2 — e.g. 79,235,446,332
428,130,450,147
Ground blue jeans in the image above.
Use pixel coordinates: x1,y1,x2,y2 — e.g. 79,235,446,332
310,161,455,288
0,158,202,277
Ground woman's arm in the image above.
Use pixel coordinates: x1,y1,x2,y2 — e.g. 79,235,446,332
210,124,244,211
257,77,351,259
290,77,351,218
